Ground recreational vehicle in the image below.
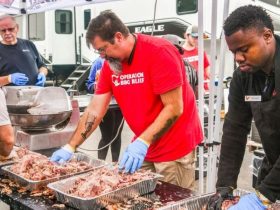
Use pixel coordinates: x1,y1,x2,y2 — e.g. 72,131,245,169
14,0,280,90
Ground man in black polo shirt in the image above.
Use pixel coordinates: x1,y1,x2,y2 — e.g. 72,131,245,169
0,15,47,86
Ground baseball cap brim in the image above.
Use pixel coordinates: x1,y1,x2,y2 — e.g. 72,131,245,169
191,32,198,37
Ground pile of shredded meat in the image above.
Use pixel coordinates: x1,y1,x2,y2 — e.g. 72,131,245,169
0,147,30,162
220,196,240,209
10,152,92,181
268,203,280,210
220,196,280,210
68,167,155,198
200,196,280,210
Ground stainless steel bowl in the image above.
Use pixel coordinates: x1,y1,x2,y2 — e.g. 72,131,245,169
9,111,72,130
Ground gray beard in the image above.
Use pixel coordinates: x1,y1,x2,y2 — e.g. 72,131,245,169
108,58,123,75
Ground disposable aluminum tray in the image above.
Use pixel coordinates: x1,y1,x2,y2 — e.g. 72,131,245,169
1,153,105,190
0,146,37,168
0,159,14,168
48,170,163,210
158,189,250,210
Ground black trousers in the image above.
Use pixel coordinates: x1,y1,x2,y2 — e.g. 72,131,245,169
98,108,124,162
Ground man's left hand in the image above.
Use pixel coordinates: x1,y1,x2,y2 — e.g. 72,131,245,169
119,138,149,173
228,193,266,210
36,72,46,86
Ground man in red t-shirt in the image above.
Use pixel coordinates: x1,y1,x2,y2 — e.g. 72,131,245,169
51,11,203,189
183,25,210,91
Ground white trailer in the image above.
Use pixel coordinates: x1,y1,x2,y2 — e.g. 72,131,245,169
13,0,280,86
9,1,231,81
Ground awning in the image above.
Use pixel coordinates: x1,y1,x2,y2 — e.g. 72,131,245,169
0,0,120,14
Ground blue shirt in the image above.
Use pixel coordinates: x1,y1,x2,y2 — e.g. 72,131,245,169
87,57,105,93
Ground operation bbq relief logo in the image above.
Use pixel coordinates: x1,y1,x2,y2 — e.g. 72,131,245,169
112,72,144,87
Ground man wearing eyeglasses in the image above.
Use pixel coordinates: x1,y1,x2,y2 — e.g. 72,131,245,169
51,10,203,189
0,15,48,87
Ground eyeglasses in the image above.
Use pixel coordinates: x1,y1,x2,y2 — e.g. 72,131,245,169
0,27,16,33
94,44,108,55
94,37,115,54
1,27,16,33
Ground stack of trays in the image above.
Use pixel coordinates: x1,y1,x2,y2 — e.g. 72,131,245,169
158,189,250,210
1,153,105,190
48,170,163,210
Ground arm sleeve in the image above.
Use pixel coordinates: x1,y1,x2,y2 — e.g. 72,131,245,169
257,155,280,202
150,46,183,94
216,70,253,188
0,88,10,126
203,51,210,69
86,57,104,93
95,61,113,94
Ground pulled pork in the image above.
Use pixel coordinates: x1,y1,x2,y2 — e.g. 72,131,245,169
10,153,92,181
68,167,154,198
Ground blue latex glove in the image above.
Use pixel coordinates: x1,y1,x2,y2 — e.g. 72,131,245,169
229,193,266,210
50,146,74,163
119,139,148,173
10,73,29,85
35,72,46,86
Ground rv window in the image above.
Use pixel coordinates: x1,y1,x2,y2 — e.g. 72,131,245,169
55,10,72,34
28,13,45,41
84,9,91,30
259,0,280,8
176,0,197,14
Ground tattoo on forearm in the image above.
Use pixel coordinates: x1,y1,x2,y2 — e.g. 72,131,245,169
152,116,178,141
81,114,97,140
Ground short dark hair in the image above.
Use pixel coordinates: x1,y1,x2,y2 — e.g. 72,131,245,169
86,10,130,47
223,5,274,36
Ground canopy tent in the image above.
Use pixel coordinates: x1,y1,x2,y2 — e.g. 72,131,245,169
0,0,119,14
0,0,233,195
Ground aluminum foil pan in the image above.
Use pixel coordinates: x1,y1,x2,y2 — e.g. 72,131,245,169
48,170,163,210
158,189,250,210
1,153,105,190
0,146,20,168
0,146,38,168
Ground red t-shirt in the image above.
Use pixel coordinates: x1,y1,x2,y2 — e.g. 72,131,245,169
96,34,203,162
182,48,210,90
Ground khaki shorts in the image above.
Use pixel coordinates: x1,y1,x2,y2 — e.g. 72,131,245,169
142,150,195,189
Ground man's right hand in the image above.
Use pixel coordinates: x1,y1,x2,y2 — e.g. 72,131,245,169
50,144,74,164
207,187,234,210
10,73,29,85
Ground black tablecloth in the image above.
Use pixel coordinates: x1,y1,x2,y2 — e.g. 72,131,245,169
0,180,193,210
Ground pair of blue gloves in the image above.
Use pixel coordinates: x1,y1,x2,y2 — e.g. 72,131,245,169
51,139,149,173
10,72,46,86
228,193,267,210
118,139,148,173
50,144,74,164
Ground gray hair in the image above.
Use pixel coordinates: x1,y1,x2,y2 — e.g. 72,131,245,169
0,15,16,23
